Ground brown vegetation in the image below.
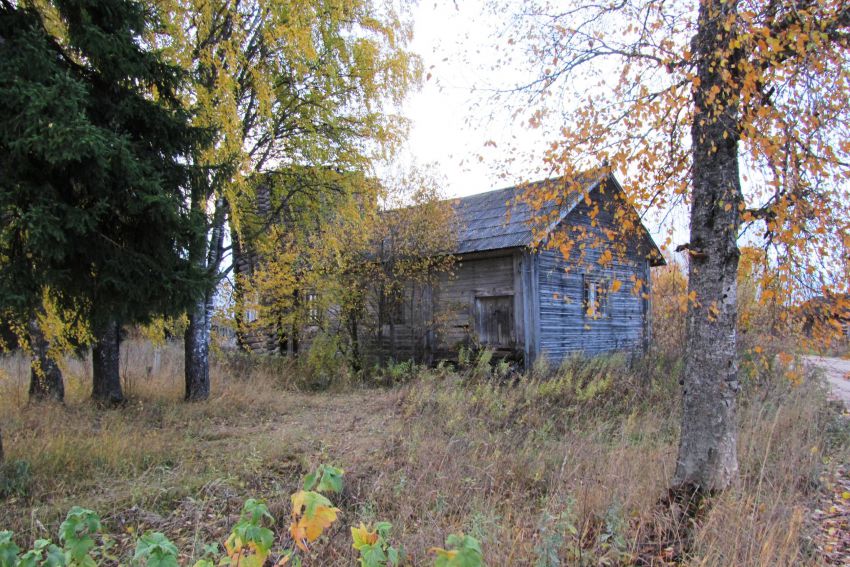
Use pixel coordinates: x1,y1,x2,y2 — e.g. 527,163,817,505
0,340,846,565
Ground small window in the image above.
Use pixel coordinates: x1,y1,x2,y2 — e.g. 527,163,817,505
245,308,258,323
583,276,609,319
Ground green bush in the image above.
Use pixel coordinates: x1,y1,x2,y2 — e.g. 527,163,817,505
300,332,349,390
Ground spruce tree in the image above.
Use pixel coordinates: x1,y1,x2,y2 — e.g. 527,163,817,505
0,0,208,405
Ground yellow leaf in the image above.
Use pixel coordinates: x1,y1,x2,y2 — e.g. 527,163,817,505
610,279,622,293
289,520,309,552
430,547,458,559
351,523,379,550
842,491,850,500
291,504,340,549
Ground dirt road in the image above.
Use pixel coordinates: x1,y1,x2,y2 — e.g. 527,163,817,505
804,355,850,407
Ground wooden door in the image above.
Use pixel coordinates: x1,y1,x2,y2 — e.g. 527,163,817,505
474,295,515,348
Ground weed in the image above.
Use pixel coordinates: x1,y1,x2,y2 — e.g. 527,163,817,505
0,342,845,566
0,461,31,499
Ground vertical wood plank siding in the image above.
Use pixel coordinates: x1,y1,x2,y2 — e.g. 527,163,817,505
433,253,517,353
535,196,649,360
367,175,666,364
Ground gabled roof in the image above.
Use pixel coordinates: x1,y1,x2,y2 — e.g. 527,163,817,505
451,172,665,266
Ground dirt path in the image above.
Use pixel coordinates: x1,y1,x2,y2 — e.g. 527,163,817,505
803,355,850,407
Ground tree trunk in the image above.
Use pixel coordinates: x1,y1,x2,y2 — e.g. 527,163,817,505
231,226,251,353
0,426,4,464
389,317,396,362
184,195,226,401
674,0,742,493
28,319,64,403
184,295,211,401
347,305,362,372
92,319,124,405
377,285,385,366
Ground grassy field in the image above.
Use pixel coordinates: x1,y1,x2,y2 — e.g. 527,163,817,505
0,341,847,565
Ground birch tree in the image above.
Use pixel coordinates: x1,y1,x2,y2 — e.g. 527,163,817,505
489,0,850,493
149,0,421,400
234,168,379,357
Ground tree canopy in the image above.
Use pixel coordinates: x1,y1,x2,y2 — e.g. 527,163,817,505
0,0,207,329
145,0,422,399
493,0,849,292
485,0,850,492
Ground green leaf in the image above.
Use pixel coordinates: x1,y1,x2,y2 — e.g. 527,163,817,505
315,465,344,494
358,543,386,567
133,532,178,567
18,540,64,567
374,522,392,540
0,532,20,567
42,544,65,567
240,499,274,526
58,506,100,565
433,534,483,567
302,471,318,491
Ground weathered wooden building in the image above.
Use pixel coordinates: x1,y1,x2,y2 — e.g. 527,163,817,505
233,170,664,365
388,172,665,364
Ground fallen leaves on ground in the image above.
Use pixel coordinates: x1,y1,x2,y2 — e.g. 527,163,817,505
811,463,850,564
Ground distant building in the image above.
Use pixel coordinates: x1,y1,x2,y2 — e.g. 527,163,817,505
385,171,665,365
234,170,665,366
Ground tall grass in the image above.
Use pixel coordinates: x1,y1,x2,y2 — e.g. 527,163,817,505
0,342,846,566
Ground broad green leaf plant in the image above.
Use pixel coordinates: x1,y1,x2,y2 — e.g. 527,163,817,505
0,465,484,567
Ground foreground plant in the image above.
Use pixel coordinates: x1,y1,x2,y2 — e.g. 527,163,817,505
431,534,484,567
351,522,401,567
0,463,487,566
0,506,105,567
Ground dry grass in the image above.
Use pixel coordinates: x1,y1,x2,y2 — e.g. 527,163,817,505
0,342,846,566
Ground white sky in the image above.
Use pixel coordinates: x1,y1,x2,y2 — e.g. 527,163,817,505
395,1,550,197
392,1,686,251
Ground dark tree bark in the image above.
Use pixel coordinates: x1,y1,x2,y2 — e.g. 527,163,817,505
231,226,252,353
674,0,743,492
28,319,64,402
377,284,385,366
347,307,362,372
92,319,124,405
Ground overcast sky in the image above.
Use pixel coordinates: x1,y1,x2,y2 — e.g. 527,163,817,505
394,1,550,197
392,1,687,250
